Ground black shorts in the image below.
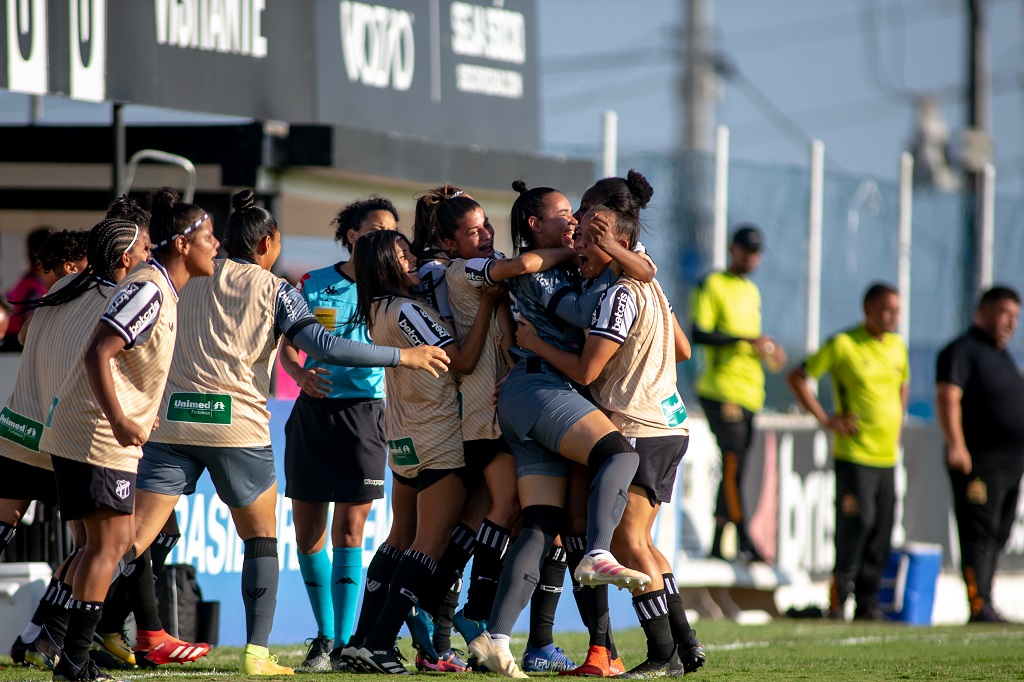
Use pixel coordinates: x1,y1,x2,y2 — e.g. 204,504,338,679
631,434,689,506
700,397,755,457
0,456,58,507
51,456,135,520
393,467,470,492
284,395,387,503
463,437,508,479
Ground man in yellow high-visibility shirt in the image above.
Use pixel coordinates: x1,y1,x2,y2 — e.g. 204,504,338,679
787,283,909,621
692,225,784,563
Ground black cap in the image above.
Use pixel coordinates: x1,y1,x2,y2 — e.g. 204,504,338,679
731,225,763,252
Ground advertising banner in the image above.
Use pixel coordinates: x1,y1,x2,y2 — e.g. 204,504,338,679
1,0,539,151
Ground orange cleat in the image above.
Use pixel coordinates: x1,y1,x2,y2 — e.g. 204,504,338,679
609,657,626,676
135,630,211,667
558,645,611,677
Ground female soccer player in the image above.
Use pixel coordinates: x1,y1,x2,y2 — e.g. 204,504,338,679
410,185,579,673
347,230,498,674
38,187,218,682
127,190,447,676
468,181,654,678
517,171,705,678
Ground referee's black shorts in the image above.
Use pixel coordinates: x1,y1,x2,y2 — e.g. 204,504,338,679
284,394,387,503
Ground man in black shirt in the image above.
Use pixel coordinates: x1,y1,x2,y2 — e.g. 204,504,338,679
936,286,1024,624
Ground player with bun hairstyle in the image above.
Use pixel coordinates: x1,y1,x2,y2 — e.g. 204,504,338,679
35,187,216,682
468,181,655,678
125,190,446,676
405,184,582,672
344,230,498,674
517,171,706,677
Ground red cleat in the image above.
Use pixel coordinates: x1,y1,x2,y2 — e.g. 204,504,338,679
559,645,611,677
135,630,211,667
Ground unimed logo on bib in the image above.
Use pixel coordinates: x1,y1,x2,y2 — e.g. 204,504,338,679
339,1,414,91
166,393,233,425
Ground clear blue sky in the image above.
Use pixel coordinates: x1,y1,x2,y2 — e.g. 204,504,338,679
539,0,1023,192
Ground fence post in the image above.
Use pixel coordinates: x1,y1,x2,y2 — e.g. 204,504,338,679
806,140,824,360
713,125,730,271
978,162,996,291
601,111,618,179
898,152,913,342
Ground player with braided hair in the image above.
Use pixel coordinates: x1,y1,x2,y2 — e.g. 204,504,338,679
39,187,218,682
0,217,149,673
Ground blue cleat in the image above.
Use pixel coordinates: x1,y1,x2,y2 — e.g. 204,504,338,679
522,643,577,672
406,606,440,663
452,608,488,647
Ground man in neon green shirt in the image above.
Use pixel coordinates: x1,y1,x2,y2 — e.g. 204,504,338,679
692,225,785,562
787,283,909,621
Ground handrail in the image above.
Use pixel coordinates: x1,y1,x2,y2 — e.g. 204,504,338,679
119,150,197,203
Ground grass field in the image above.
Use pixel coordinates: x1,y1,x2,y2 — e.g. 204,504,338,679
1,621,1022,681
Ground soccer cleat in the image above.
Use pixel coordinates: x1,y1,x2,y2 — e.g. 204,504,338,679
559,645,611,677
329,646,348,671
453,608,488,646
614,657,675,679
969,604,1010,624
675,631,706,676
406,606,440,663
24,632,60,671
610,657,626,676
297,634,333,672
90,631,136,668
573,552,651,590
469,632,528,678
242,643,295,676
355,646,412,674
10,635,29,665
416,648,471,672
340,642,363,669
54,657,122,681
137,637,211,667
522,643,577,672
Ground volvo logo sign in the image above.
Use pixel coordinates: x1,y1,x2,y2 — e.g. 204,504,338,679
339,1,414,92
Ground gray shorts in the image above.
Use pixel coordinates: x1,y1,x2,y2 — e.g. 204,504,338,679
497,362,597,479
139,441,276,508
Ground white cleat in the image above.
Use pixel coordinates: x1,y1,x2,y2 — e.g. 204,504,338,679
573,551,651,590
469,633,529,679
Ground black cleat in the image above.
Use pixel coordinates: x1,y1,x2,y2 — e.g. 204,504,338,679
355,646,412,675
969,604,1010,624
615,656,674,678
675,630,706,676
329,645,348,671
54,657,121,681
298,634,333,672
10,635,29,665
24,631,60,671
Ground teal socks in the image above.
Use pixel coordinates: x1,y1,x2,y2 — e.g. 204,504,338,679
297,547,335,639
332,547,363,646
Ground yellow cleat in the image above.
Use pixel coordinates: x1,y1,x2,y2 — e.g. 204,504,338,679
242,644,295,676
91,631,136,668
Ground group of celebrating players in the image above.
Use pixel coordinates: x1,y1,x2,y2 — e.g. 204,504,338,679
0,169,704,680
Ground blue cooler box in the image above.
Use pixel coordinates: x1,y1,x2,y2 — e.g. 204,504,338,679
878,542,943,625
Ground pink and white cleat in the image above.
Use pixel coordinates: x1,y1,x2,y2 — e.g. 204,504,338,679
573,551,651,590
